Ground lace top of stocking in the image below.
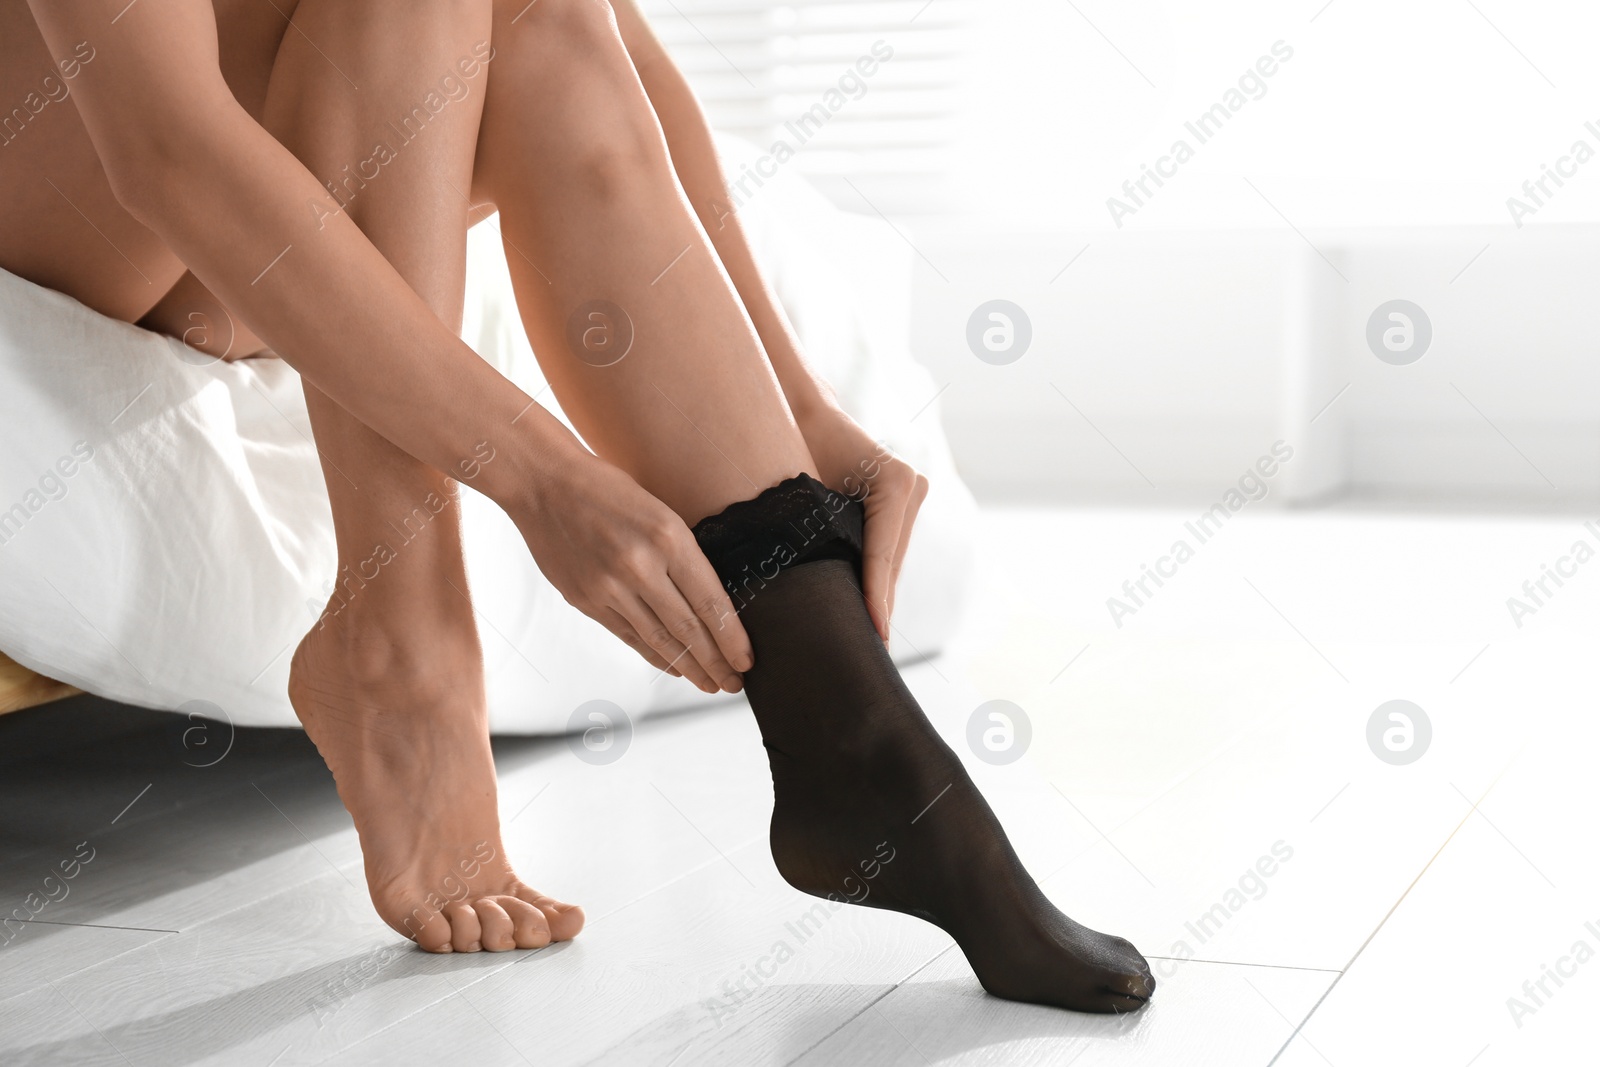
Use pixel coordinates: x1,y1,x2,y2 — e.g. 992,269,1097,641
689,473,865,593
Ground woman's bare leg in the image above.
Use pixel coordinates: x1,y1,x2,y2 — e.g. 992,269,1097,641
229,0,579,954
2,0,568,953
475,0,816,524
472,0,1154,1012
0,0,184,320
5,0,1149,1004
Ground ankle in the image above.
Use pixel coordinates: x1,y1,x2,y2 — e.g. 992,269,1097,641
301,596,481,687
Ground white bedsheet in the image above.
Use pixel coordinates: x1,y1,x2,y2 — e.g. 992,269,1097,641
0,138,976,731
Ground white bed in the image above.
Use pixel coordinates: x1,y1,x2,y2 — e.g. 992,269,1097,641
0,136,977,732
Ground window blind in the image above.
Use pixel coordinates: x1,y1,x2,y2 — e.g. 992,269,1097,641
637,0,973,214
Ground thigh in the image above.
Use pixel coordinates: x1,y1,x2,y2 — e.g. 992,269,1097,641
0,0,298,324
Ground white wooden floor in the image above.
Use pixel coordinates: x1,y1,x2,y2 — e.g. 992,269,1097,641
1,504,1595,1066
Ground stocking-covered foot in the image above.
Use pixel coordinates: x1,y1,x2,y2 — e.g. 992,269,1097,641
692,476,1154,1013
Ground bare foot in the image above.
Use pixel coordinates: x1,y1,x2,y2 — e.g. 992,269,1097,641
288,604,583,953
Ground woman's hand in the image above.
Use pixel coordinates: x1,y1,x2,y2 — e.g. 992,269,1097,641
517,448,753,695
796,404,929,644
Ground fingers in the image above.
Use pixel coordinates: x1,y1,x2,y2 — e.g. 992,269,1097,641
885,472,929,629
859,464,929,644
667,551,754,673
581,522,745,693
860,488,907,645
598,608,682,678
594,587,723,694
636,583,745,695
611,596,719,694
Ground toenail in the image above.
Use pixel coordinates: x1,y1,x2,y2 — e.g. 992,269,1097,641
466,941,481,952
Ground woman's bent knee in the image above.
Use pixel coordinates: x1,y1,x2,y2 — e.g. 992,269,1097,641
495,0,622,50
479,0,669,201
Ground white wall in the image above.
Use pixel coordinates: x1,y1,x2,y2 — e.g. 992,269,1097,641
907,223,1600,506
1337,229,1600,501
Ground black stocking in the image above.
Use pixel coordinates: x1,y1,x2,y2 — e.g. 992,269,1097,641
692,474,1154,1013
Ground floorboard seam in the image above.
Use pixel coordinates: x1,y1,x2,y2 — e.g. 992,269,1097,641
301,953,538,1067
12,846,362,1006
0,927,182,1010
0,754,327,881
782,943,957,1066
1146,955,1342,974
10,918,179,934
1262,772,1509,1067
108,752,330,838
1038,700,1295,885
580,835,769,928
306,840,773,1066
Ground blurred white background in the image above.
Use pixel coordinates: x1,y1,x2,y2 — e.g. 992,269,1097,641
642,0,1600,507
614,11,1600,1060
2,6,1594,1066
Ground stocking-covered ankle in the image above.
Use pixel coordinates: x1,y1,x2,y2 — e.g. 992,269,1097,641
690,475,1155,1013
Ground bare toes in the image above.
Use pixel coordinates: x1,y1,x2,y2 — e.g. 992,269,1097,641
543,902,585,942
406,910,455,954
514,885,585,942
443,901,483,953
495,895,551,949
472,898,517,952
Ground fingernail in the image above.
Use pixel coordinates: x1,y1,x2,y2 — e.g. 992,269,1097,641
737,654,754,671
725,676,743,694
